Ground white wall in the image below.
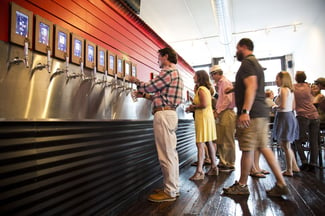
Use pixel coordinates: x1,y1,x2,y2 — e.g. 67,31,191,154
294,4,325,83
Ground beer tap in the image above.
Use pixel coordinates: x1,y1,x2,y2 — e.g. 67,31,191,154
7,57,25,69
66,58,83,79
117,76,126,91
7,37,30,70
95,69,108,85
92,65,97,82
33,62,48,71
32,45,51,73
46,46,51,73
125,79,133,95
50,56,69,81
24,37,29,68
81,62,95,81
107,73,118,92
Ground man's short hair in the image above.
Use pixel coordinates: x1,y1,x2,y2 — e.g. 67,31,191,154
158,47,178,64
238,38,254,51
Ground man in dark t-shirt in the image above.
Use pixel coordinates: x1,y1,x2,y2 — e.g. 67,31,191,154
223,38,289,197
234,55,268,117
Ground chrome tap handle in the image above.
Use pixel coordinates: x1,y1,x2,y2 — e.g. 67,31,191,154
64,56,71,77
125,81,133,95
50,68,66,81
80,61,85,79
24,37,29,68
7,57,24,71
35,63,46,70
110,73,118,89
95,71,108,85
9,57,25,64
104,70,108,82
65,56,69,72
56,68,66,74
93,65,97,81
117,77,126,90
46,46,51,73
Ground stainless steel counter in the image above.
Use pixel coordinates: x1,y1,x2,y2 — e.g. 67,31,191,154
0,40,192,121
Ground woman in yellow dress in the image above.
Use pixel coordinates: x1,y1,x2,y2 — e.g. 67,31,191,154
186,70,218,180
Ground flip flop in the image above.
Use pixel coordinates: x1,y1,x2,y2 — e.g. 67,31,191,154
282,171,293,177
261,169,270,175
250,172,266,178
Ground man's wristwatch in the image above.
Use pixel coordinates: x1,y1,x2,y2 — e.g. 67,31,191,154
241,109,250,114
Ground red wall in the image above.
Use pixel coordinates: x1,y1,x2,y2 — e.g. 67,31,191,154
0,0,194,81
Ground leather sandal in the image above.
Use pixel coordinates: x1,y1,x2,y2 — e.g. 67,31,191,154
261,169,270,175
250,172,266,178
206,167,219,176
282,170,293,177
189,171,205,180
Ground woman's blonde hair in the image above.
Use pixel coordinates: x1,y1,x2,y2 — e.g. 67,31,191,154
277,71,293,91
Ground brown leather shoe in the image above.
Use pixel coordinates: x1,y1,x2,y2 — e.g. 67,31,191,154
153,188,180,197
147,191,176,202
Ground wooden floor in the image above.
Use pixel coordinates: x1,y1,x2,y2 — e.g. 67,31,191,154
118,145,325,216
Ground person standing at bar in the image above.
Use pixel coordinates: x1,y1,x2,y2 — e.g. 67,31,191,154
209,65,236,172
293,71,320,172
129,47,184,202
186,70,218,180
274,71,300,176
223,38,288,197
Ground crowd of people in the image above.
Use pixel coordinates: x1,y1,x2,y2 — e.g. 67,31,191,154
129,38,325,202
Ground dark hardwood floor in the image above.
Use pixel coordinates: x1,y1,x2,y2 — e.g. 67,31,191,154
118,145,325,216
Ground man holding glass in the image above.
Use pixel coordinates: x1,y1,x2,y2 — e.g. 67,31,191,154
129,47,184,202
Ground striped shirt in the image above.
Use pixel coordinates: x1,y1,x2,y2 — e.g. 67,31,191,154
137,69,184,109
215,76,235,114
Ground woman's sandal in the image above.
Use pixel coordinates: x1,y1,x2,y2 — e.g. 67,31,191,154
282,170,293,177
261,169,270,175
250,172,266,178
206,167,219,176
189,171,205,180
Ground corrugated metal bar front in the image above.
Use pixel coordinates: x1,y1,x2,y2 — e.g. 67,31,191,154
0,120,196,215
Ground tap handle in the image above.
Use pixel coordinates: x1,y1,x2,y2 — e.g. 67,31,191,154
104,70,108,81
47,46,51,73
93,65,97,80
65,56,69,71
24,37,29,68
80,60,84,79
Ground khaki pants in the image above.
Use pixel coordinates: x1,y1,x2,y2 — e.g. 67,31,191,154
216,109,236,167
153,110,179,197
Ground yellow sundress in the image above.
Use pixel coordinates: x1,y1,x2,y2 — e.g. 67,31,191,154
194,86,217,143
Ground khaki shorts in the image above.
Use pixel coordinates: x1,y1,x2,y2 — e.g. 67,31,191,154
236,117,269,151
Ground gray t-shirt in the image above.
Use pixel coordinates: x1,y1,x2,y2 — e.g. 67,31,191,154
234,55,268,118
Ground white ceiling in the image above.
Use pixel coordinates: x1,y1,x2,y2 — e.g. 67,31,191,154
139,0,325,67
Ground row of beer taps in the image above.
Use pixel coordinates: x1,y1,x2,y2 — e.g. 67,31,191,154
52,58,134,93
7,40,134,93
